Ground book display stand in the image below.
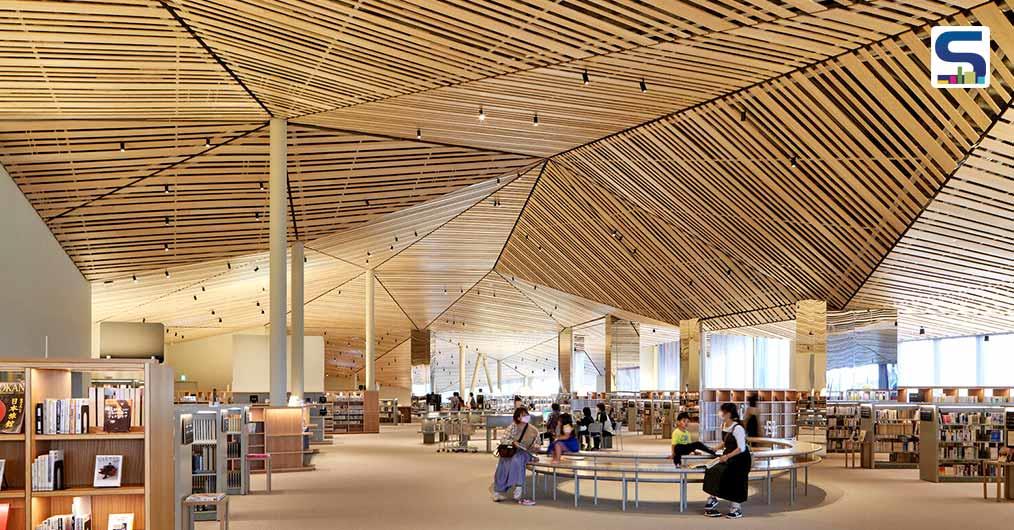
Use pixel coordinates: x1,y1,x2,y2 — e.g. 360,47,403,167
248,407,315,474
920,404,1011,482
0,359,173,530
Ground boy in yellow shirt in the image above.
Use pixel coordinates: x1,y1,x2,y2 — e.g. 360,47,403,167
671,412,717,466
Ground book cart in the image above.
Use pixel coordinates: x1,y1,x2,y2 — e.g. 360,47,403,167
0,359,173,530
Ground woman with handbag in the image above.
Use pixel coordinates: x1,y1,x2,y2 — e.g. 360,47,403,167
703,402,751,519
492,407,538,506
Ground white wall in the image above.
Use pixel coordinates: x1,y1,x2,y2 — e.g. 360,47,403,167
164,333,234,391
232,334,324,393
0,165,90,358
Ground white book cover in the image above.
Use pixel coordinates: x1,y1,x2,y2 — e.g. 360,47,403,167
93,455,123,488
108,513,134,530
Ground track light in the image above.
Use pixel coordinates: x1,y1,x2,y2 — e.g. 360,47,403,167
253,266,259,272
919,327,925,335
132,274,138,283
533,113,539,126
164,243,169,252
478,106,485,121
582,70,590,85
204,138,211,148
165,270,171,278
259,182,265,191
119,142,125,152
164,184,170,194
416,128,421,140
790,155,797,167
984,335,990,342
740,109,747,122
639,78,647,93
164,216,170,226
227,261,231,270
255,212,260,221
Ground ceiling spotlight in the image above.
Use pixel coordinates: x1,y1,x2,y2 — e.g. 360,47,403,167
204,138,211,148
218,317,223,323
984,335,990,342
193,295,198,301
227,261,232,270
582,69,590,85
164,216,170,226
163,243,169,252
533,113,539,126
253,266,259,272
478,106,485,121
416,128,421,140
164,184,171,194
255,212,260,221
259,182,265,191
740,109,747,122
165,270,171,278
639,78,647,93
211,309,216,315
790,155,798,167
119,142,125,152
132,274,138,283
919,327,925,335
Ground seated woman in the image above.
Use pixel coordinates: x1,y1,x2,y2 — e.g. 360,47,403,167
578,407,594,450
492,406,539,505
548,413,580,463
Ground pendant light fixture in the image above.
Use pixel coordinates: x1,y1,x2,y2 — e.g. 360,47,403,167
533,113,539,126
478,106,485,121
639,78,647,93
582,69,590,85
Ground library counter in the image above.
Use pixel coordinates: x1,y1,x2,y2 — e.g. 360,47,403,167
524,438,823,512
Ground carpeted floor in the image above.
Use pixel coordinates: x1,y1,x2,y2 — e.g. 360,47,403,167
197,424,1012,529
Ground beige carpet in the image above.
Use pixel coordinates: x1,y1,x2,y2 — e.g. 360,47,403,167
197,425,1012,529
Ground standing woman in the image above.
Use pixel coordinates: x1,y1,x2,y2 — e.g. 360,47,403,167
703,402,751,519
492,406,538,505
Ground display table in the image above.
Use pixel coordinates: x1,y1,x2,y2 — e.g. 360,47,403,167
184,493,229,530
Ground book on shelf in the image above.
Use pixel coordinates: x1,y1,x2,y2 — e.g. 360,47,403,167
36,514,91,530
0,382,26,434
89,385,143,431
35,399,90,435
107,513,133,530
93,455,123,488
31,450,65,491
102,400,131,434
0,459,5,490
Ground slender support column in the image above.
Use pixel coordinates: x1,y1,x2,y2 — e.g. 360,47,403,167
365,269,376,390
679,319,703,391
481,354,494,394
458,343,466,399
558,327,573,393
793,300,827,393
496,359,502,394
269,118,288,406
469,351,480,395
290,241,305,402
603,316,614,392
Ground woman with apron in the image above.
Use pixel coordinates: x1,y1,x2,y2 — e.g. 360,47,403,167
703,402,751,519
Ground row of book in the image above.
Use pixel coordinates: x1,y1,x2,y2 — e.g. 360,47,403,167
937,445,1002,460
192,417,217,443
940,428,1003,442
32,450,65,491
223,413,244,433
939,411,1004,425
877,423,917,437
938,463,995,476
89,384,144,429
227,439,243,459
36,399,90,435
192,446,216,473
36,514,91,530
873,440,918,453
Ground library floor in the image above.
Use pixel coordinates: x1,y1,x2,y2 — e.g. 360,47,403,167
197,425,1012,529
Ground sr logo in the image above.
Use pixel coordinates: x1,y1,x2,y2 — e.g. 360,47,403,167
931,26,990,88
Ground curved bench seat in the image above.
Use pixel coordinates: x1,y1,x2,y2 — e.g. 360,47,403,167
523,437,823,511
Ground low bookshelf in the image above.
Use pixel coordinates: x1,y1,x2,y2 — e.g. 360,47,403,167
899,386,1014,404
920,404,1010,482
329,391,379,434
825,402,860,453
700,389,799,443
860,403,920,469
0,359,174,530
248,406,315,474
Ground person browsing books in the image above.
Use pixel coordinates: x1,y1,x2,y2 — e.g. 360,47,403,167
703,403,751,519
671,412,717,466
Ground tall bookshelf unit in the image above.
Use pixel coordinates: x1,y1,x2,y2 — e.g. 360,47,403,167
222,406,249,495
330,392,379,434
0,359,174,530
176,406,225,522
861,403,920,469
920,404,1009,482
825,402,860,453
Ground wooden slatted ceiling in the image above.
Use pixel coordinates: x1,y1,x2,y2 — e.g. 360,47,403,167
374,170,539,327
499,3,1014,328
0,0,264,120
165,0,827,118
850,104,1014,341
0,121,536,280
296,0,972,156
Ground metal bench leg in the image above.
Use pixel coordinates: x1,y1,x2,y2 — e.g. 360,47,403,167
635,470,639,509
575,475,580,507
680,475,687,513
530,469,536,501
553,470,557,500
594,470,598,505
622,478,627,511
805,466,809,496
767,468,772,505
790,468,797,506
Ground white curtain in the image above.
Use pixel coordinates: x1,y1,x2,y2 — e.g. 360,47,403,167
899,333,1014,387
657,341,680,389
615,367,639,391
707,334,789,388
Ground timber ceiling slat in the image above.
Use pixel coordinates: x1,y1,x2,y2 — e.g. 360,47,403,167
849,105,1014,340
499,8,1014,327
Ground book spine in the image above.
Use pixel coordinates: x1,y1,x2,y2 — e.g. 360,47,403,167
35,403,44,434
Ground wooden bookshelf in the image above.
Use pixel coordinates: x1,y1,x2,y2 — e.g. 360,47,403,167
699,389,800,442
899,386,1014,404
248,406,315,474
920,404,1010,483
0,359,174,530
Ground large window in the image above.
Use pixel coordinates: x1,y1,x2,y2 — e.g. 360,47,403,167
657,341,680,389
706,334,788,388
826,364,882,391
898,333,1014,387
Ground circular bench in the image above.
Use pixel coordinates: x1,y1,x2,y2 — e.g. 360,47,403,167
524,437,823,511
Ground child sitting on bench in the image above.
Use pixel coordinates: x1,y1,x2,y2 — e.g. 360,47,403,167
672,412,717,466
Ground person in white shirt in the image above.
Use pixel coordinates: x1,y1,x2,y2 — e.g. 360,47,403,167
702,402,751,519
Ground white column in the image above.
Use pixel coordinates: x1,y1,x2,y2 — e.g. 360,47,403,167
365,269,376,390
458,343,466,399
496,359,502,394
290,241,305,402
269,118,288,406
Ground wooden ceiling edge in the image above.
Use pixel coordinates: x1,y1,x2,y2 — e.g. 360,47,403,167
45,121,270,223
546,1,989,163
367,161,543,270
284,1,852,123
700,304,797,332
288,120,538,158
840,97,1014,310
373,275,422,331
157,0,273,117
491,160,547,268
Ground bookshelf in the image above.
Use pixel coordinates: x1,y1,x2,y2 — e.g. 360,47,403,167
825,402,860,453
899,386,1014,404
861,403,920,469
329,391,379,434
248,406,315,474
184,406,224,522
0,359,174,530
222,406,249,495
681,391,700,423
920,404,1010,482
700,389,799,442
379,399,399,425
